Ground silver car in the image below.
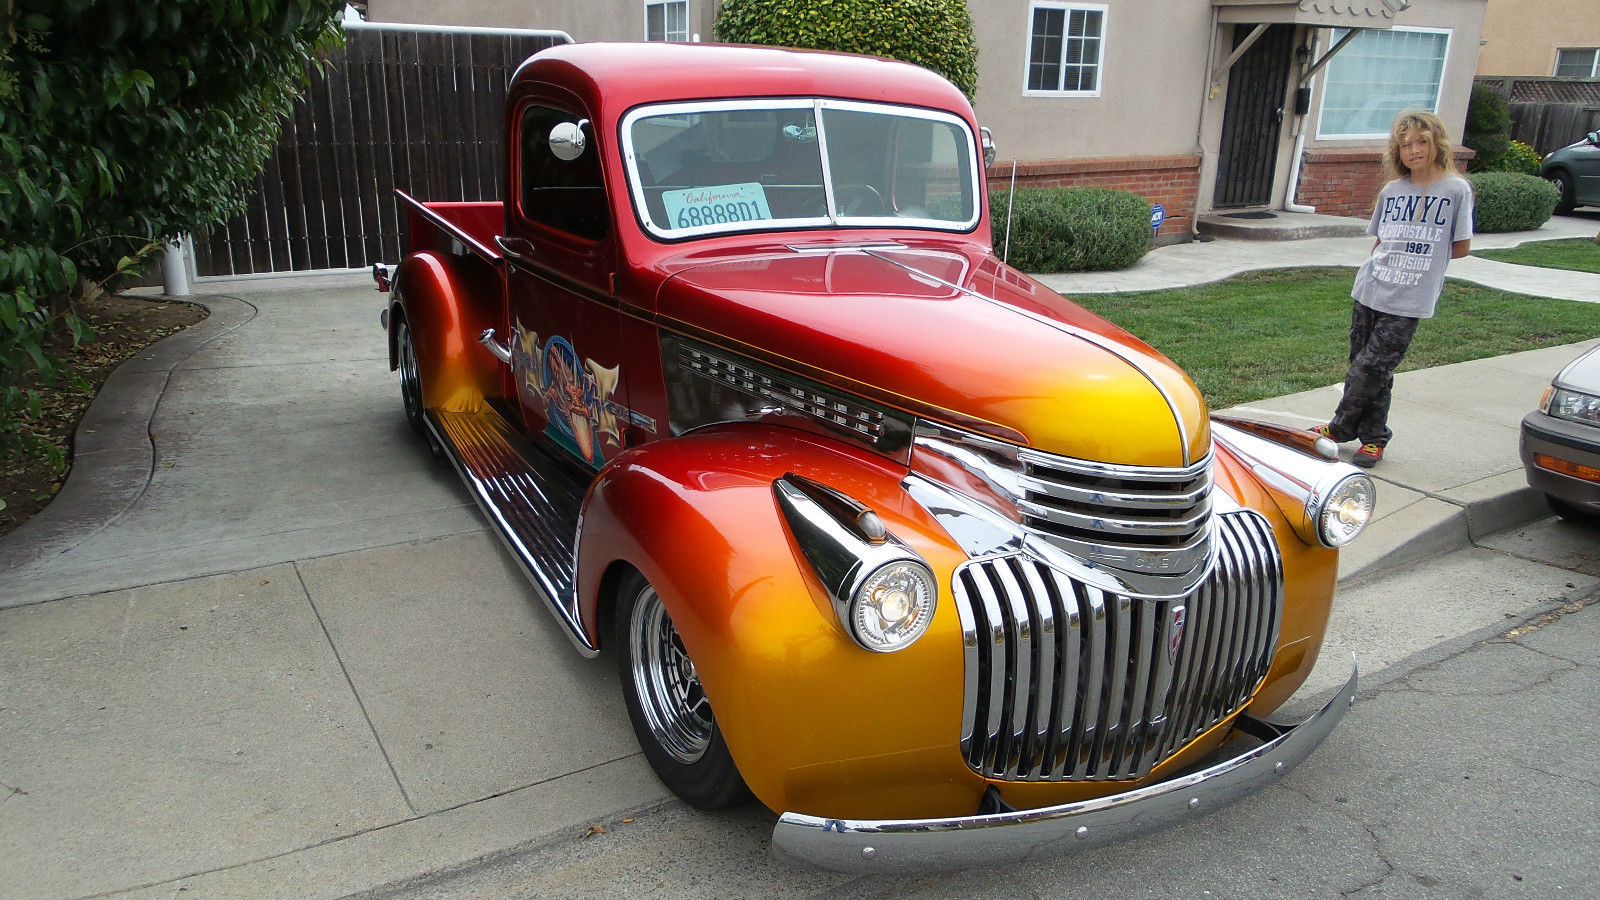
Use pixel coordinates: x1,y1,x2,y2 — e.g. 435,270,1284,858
1540,131,1600,214
1521,344,1600,522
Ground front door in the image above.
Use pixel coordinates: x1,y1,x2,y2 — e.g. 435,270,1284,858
1215,24,1295,209
505,99,627,469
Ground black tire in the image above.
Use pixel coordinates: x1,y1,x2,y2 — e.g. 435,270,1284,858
1547,494,1600,525
616,570,751,809
397,319,426,435
397,318,444,459
1549,169,1577,214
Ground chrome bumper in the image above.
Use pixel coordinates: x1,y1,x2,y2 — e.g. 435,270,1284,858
772,659,1357,874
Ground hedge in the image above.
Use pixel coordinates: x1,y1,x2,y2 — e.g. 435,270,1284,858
1469,172,1559,233
713,0,978,100
991,187,1152,272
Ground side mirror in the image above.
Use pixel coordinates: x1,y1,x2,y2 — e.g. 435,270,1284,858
1588,131,1599,146
980,126,996,169
549,119,589,161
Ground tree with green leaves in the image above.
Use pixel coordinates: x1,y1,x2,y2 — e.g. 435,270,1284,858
1463,82,1512,174
0,0,343,461
714,0,978,101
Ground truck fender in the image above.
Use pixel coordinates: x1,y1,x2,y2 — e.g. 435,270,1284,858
575,423,982,818
390,251,505,414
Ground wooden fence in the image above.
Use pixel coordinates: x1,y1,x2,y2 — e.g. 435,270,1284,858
1476,76,1600,156
193,24,568,277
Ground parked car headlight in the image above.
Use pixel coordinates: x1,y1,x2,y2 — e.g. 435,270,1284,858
851,561,936,652
1541,386,1600,427
1316,473,1376,548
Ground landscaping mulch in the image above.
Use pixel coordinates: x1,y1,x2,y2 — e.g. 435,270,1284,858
0,294,208,538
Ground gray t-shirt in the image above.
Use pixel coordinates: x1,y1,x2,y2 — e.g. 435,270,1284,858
1351,173,1475,319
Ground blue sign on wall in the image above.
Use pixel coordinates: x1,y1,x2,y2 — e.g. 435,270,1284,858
1150,204,1166,232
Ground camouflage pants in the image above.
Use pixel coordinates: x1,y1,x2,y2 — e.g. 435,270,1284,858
1327,302,1419,448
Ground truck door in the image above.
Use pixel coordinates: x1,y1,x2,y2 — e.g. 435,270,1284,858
503,101,626,469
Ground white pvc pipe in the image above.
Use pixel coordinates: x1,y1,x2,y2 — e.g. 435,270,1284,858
1284,33,1320,215
1285,127,1316,214
162,237,191,297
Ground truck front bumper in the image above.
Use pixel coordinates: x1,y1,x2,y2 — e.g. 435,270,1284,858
772,658,1357,874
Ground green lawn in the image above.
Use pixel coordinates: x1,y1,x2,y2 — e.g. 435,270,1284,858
1069,267,1600,410
1472,238,1600,274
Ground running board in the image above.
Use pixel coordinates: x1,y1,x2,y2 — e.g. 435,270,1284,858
427,407,597,655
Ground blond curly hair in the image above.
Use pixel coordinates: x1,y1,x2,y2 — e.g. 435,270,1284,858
1383,110,1457,181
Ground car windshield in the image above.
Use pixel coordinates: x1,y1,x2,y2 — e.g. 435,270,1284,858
621,99,980,239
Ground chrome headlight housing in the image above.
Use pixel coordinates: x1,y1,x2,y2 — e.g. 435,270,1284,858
1314,472,1376,548
849,560,937,652
1212,420,1377,549
774,474,938,653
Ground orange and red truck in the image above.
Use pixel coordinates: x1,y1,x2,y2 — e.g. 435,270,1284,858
376,41,1374,872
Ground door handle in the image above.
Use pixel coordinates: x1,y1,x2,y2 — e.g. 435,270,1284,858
495,234,537,264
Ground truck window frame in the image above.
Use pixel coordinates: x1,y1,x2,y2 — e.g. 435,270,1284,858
515,103,613,243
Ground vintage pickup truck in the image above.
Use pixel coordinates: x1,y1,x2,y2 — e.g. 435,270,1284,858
376,41,1374,872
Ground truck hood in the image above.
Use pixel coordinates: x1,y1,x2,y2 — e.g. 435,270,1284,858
655,244,1209,467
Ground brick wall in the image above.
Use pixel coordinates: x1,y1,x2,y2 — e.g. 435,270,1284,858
986,154,1201,242
1296,148,1477,219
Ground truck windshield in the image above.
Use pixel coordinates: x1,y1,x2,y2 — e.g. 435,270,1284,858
621,99,979,240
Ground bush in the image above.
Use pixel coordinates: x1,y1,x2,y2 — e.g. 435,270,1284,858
1463,83,1512,173
1469,173,1559,233
991,187,1151,272
714,0,978,100
0,1,343,460
1494,139,1543,176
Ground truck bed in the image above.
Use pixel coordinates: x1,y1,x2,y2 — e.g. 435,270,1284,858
398,191,504,263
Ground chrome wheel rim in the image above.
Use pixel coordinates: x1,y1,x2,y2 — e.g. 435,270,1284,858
398,322,423,423
628,584,713,764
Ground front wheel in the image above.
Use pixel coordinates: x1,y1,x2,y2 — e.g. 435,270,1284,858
1549,170,1577,214
617,570,750,809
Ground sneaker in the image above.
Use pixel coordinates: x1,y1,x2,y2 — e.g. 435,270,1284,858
1310,424,1348,442
1353,442,1384,467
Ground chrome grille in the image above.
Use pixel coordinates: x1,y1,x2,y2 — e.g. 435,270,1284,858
1017,446,1213,563
952,510,1282,782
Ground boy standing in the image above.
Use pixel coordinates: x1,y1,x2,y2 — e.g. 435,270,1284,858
1315,111,1475,467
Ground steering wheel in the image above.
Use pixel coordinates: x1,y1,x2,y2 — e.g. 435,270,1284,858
802,184,887,217
835,184,886,216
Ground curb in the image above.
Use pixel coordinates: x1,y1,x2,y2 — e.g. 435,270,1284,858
0,295,255,582
1338,483,1551,586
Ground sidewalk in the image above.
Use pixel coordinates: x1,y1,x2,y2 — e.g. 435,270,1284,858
2,216,1597,899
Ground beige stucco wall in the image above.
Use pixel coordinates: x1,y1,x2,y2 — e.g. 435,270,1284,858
1477,0,1600,76
368,0,718,43
1304,0,1487,150
970,1,1216,162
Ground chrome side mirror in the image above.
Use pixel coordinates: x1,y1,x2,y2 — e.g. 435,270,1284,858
549,119,589,161
980,126,996,169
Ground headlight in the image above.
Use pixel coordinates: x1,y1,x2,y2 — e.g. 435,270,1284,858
1542,386,1600,427
774,474,939,653
1317,473,1375,548
850,561,937,652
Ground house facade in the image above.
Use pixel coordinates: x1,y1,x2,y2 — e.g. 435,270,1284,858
365,0,1487,239
1477,0,1600,77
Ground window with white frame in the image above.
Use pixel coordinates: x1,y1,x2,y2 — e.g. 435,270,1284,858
1555,48,1600,77
1317,26,1451,139
646,0,688,42
1024,2,1107,96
